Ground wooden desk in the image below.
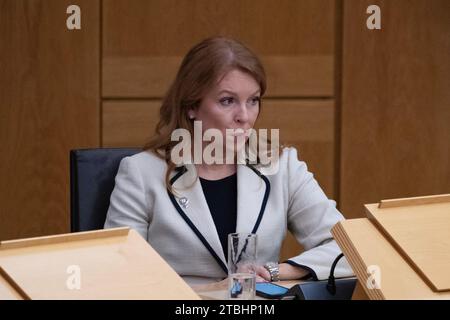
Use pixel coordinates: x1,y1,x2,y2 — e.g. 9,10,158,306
332,218,450,299
365,194,450,292
0,228,199,300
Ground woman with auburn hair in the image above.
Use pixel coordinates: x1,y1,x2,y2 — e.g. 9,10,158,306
104,37,353,287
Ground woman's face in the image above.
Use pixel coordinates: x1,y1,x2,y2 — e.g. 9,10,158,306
191,69,261,154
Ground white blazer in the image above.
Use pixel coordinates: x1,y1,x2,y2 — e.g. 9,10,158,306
104,147,354,285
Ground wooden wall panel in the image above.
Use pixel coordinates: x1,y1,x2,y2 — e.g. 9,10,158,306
102,0,335,98
0,0,100,240
103,56,334,98
103,0,334,56
340,0,450,218
256,100,335,198
102,100,161,147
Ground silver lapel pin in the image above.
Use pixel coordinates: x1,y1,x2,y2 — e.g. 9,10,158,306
178,197,189,209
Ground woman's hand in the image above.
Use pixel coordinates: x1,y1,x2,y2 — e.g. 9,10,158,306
256,263,310,282
192,263,310,293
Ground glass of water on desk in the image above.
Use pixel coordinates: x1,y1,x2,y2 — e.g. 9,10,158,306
228,233,257,299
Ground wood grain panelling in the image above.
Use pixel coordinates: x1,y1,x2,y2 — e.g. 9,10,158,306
340,0,450,218
103,56,334,98
103,0,334,56
0,0,100,240
102,0,335,97
102,100,161,147
257,100,335,198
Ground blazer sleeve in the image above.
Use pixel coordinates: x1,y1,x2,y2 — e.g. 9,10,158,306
104,156,151,240
284,148,354,280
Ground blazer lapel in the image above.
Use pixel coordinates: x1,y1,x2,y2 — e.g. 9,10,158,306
236,164,271,234
167,163,271,275
168,164,228,273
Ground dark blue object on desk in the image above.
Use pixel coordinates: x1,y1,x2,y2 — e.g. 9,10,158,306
284,278,357,300
230,282,243,298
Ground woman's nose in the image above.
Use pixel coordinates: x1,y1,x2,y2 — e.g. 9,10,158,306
235,103,249,123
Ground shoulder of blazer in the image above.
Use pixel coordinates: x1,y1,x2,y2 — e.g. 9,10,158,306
250,146,296,178
123,150,168,174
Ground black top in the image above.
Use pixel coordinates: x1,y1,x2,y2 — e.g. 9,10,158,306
199,173,238,259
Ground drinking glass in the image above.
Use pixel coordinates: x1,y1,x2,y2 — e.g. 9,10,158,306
228,233,257,299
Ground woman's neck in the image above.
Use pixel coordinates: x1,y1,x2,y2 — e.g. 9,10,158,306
196,163,236,181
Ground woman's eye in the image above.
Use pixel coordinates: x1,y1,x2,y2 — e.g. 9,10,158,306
219,97,234,106
249,97,261,106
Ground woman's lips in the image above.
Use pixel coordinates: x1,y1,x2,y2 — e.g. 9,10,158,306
229,128,250,137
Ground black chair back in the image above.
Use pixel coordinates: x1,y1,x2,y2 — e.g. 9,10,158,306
70,148,140,232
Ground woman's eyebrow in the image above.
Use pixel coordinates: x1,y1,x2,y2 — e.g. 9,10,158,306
217,90,238,96
217,89,261,96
